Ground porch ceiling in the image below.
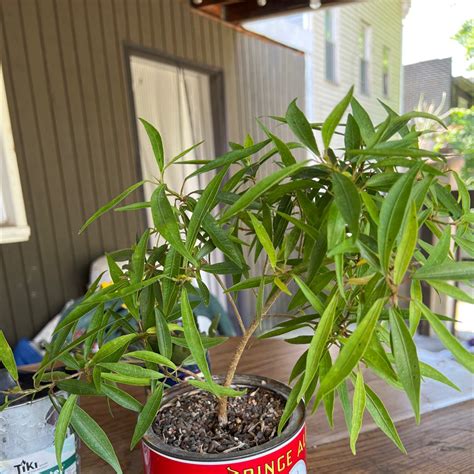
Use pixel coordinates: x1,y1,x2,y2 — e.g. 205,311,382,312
190,0,359,23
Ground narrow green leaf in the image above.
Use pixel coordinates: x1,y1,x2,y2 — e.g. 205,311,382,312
165,140,204,170
322,86,354,149
337,380,352,433
365,384,406,453
70,405,122,473
425,227,450,267
276,212,319,240
417,302,474,373
57,380,101,396
187,166,229,248
332,172,361,238
413,261,474,281
389,308,421,423
297,292,338,401
286,99,320,156
79,181,144,234
99,362,163,379
378,164,420,271
315,298,385,405
293,276,326,315
131,384,163,449
360,191,380,225
126,350,176,370
0,331,17,382
249,213,278,269
409,280,422,336
320,352,335,428
350,371,366,455
131,229,149,285
220,161,307,221
420,361,460,391
90,334,136,365
151,185,197,265
155,309,172,359
453,170,470,212
139,118,164,172
101,384,143,412
428,279,474,304
351,97,375,144
100,373,151,386
55,394,78,470
201,261,244,275
393,201,417,285
181,288,212,382
278,376,304,434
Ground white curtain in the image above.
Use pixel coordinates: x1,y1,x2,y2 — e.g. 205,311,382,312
130,55,227,315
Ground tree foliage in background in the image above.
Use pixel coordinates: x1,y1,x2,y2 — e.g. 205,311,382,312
453,19,474,71
1,89,473,473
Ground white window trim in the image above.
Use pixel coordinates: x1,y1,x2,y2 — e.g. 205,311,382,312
324,9,340,84
0,64,30,244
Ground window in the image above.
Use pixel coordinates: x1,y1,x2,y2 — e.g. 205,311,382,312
359,24,371,95
382,46,390,97
324,10,338,83
0,64,30,244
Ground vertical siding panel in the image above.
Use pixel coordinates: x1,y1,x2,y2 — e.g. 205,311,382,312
37,0,91,273
137,0,152,47
2,0,66,311
0,251,16,343
70,0,118,251
125,0,141,44
54,0,106,257
150,0,165,50
161,0,176,55
19,0,78,298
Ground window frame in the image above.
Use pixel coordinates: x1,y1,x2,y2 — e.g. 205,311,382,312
0,64,30,245
382,46,390,98
359,23,372,96
324,10,339,84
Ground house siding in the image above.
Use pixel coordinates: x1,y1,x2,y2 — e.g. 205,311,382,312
0,0,304,344
311,0,403,131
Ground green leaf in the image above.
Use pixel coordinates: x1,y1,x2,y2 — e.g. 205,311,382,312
351,97,375,144
201,261,243,275
278,376,304,433
276,212,319,240
297,292,338,401
55,394,78,470
360,191,380,225
130,384,163,449
322,86,354,149
189,140,271,178
155,309,172,359
79,181,144,234
344,113,362,152
320,352,335,428
337,380,353,432
90,334,136,365
365,384,406,453
293,275,326,315
186,379,245,398
425,227,450,267
57,380,101,396
393,201,417,285
417,302,474,373
332,172,361,238
115,201,150,212
413,261,474,281
453,170,470,212
220,161,307,221
409,280,422,336
428,279,474,304
100,373,152,386
70,405,122,473
350,371,366,455
99,362,163,379
378,164,420,271
389,308,421,423
187,166,229,248
315,298,385,405
165,140,204,170
248,213,278,269
226,275,274,292
0,330,17,382
131,230,150,285
151,185,197,265
181,288,212,382
126,350,176,370
139,118,164,173
101,384,143,412
419,361,460,391
286,99,320,156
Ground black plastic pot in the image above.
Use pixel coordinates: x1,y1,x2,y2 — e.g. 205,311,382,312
142,375,307,474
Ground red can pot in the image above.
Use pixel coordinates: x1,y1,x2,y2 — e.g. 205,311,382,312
142,375,307,474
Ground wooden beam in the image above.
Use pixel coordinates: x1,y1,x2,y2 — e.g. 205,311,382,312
223,0,310,23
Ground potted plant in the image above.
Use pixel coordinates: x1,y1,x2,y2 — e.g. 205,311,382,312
1,87,473,473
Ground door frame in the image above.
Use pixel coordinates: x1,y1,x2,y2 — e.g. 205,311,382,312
123,43,228,184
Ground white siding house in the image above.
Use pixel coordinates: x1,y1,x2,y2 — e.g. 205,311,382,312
310,0,405,129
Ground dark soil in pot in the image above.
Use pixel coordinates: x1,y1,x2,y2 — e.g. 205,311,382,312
152,387,285,454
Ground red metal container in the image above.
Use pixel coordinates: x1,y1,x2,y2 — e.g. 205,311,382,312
142,375,307,474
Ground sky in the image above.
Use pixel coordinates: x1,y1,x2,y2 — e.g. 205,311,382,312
402,0,473,77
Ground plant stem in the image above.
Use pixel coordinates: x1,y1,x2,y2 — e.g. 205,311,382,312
217,287,283,425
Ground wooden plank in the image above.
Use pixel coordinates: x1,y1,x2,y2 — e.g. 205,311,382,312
54,0,106,257
137,0,153,47
2,0,66,311
0,248,19,343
